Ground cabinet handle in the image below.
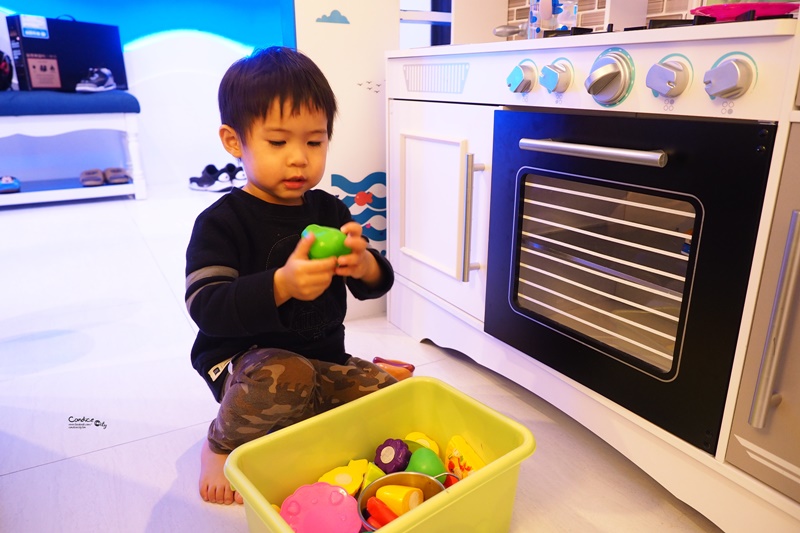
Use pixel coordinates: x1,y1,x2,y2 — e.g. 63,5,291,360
461,153,484,282
749,210,800,429
519,138,668,168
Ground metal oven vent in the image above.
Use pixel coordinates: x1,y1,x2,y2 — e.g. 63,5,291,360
515,173,697,373
403,63,470,93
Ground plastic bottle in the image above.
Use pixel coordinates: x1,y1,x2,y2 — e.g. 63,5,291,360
528,0,554,39
557,1,578,30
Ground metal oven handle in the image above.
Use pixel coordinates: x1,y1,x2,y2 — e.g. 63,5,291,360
519,138,668,168
749,210,800,429
462,153,485,282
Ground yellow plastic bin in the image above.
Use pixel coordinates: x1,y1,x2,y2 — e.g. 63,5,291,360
224,376,536,532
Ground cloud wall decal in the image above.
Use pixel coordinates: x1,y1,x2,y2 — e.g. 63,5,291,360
316,9,350,24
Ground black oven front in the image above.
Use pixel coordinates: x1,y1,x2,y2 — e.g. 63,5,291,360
485,109,776,453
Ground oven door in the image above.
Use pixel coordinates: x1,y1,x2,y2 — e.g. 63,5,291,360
485,109,776,453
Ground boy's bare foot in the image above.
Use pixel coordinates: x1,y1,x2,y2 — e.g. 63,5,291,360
199,440,243,504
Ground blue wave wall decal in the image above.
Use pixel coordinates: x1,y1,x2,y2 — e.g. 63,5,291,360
351,208,386,226
362,226,386,242
331,170,386,243
340,196,387,210
331,171,386,194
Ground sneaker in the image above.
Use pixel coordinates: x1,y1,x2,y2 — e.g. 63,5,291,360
76,68,117,92
189,164,244,192
189,164,233,192
224,163,246,185
0,175,20,193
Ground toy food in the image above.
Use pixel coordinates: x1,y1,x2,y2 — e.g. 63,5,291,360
374,362,413,381
404,431,440,456
442,474,459,488
302,224,351,259
357,471,447,530
318,459,369,496
372,357,415,381
366,496,399,528
376,485,424,516
401,439,424,454
280,482,361,533
348,458,369,476
360,462,386,493
405,447,447,479
372,357,415,373
374,438,411,473
445,435,486,480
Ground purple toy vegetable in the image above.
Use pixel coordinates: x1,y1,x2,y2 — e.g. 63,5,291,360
374,438,411,473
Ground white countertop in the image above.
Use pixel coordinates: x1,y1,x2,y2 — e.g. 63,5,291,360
387,17,798,59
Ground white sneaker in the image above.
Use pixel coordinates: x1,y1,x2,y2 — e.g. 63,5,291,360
76,68,117,92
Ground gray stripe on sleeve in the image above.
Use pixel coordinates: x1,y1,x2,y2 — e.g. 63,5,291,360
185,265,239,312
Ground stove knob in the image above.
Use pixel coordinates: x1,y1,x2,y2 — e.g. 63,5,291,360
703,58,753,99
645,60,689,97
585,51,633,105
507,62,537,93
540,63,572,94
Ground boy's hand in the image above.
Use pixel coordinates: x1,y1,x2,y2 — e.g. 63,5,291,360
335,222,382,286
274,233,336,305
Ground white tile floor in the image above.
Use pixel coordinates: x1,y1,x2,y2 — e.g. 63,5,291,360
0,181,722,532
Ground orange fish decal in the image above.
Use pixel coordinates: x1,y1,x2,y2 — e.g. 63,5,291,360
354,191,373,206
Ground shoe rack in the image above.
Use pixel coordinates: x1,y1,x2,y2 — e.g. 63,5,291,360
0,93,146,208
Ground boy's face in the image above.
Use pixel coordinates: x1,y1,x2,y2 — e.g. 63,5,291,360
223,99,329,206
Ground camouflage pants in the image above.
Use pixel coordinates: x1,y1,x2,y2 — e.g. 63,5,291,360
207,348,397,454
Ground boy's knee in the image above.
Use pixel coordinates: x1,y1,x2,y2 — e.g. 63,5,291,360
237,348,316,396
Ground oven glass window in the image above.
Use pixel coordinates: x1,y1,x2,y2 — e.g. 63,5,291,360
514,173,697,373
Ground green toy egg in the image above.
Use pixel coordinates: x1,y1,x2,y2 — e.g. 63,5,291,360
302,224,351,259
405,447,446,478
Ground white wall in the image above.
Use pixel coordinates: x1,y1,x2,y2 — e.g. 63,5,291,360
123,31,252,192
295,1,400,319
400,0,433,49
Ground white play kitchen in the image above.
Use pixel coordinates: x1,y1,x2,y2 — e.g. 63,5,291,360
386,4,800,532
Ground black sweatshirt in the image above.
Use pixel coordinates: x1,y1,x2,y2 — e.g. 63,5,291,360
185,187,394,401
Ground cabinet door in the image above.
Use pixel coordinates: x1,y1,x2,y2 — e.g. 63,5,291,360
726,124,800,504
387,100,494,322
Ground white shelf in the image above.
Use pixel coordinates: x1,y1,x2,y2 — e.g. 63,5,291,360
0,112,133,137
398,2,508,46
0,182,136,207
0,110,146,207
399,10,452,25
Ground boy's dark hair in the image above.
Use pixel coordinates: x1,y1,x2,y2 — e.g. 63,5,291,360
218,46,337,142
